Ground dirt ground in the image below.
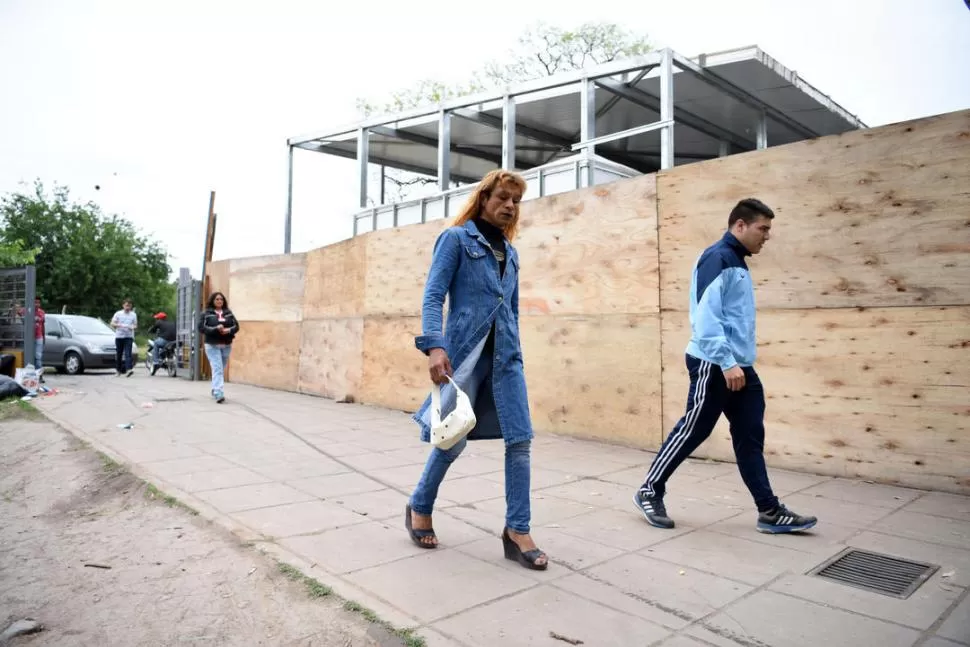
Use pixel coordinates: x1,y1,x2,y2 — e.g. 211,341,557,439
0,403,409,647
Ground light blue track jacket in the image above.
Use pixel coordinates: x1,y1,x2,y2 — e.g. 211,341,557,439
684,232,757,371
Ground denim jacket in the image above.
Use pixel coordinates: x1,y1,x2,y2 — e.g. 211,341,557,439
412,221,533,446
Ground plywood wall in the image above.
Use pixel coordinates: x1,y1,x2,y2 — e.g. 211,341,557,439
207,108,970,495
659,110,970,311
657,109,970,494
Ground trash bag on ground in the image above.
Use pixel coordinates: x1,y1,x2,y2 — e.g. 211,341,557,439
0,374,28,400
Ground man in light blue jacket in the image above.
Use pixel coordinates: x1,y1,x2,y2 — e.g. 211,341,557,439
634,198,817,534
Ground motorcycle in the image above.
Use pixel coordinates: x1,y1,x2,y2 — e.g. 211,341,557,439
145,339,179,378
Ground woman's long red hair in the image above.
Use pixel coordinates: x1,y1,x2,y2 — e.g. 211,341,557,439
451,169,528,241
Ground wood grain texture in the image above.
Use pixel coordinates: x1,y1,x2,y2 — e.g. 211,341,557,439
230,253,306,322
303,239,365,319
359,316,428,412
521,314,663,448
516,176,659,316
226,321,302,392
297,318,363,402
661,306,970,494
658,109,970,311
205,260,231,304
362,221,448,317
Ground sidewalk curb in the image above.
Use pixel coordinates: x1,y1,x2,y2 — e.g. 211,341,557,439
36,403,432,644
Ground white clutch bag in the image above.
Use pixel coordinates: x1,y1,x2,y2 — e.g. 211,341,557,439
430,376,477,450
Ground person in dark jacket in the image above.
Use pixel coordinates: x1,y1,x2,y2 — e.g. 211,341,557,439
147,312,177,374
198,292,239,403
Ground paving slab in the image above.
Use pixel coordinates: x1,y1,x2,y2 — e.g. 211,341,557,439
922,638,969,647
31,373,970,647
281,520,427,574
554,553,752,629
195,481,317,513
695,589,922,647
769,570,963,630
868,510,970,550
936,592,970,644
233,499,370,538
642,529,838,587
347,549,536,623
799,478,924,508
431,583,671,646
160,465,273,493
903,492,970,523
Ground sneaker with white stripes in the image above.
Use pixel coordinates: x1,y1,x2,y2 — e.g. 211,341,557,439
757,504,817,534
633,489,675,529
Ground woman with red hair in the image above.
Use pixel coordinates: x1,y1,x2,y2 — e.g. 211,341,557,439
406,169,548,570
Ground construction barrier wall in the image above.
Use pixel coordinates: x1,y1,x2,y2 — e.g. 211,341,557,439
207,109,970,495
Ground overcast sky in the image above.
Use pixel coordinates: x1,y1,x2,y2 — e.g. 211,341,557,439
1,0,968,278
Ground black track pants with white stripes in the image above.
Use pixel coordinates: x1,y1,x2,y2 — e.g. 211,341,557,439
641,354,780,513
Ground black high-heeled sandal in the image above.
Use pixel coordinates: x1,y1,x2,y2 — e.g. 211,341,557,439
502,528,548,570
405,504,438,549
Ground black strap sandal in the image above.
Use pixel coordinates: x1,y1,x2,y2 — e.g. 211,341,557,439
502,528,548,571
405,504,437,549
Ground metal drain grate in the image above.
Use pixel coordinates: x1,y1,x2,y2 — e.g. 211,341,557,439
808,548,939,599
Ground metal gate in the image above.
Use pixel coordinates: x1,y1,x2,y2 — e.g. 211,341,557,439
176,267,202,380
0,265,37,367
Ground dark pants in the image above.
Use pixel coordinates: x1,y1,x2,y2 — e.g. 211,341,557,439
115,338,133,373
641,354,779,512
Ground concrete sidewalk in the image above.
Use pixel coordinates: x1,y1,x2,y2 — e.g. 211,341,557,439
33,372,969,647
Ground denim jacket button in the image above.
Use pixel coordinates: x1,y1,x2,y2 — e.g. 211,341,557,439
499,296,504,302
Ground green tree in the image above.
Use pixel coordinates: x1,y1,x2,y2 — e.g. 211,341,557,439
0,239,39,266
355,21,651,203
0,181,175,323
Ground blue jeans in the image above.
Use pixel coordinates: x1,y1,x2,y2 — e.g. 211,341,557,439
151,339,165,366
34,338,43,369
204,344,232,396
409,349,533,534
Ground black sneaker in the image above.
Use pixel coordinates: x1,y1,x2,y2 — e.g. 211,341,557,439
633,489,675,529
757,504,817,534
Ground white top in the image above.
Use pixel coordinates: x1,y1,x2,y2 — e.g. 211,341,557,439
111,310,138,338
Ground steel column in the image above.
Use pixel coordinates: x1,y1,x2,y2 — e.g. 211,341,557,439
579,78,596,187
659,48,675,170
437,110,451,191
284,145,293,253
501,95,516,170
719,141,730,157
356,128,369,208
23,265,35,370
756,111,768,149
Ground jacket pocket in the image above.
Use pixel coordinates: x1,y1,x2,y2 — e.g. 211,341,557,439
463,244,487,260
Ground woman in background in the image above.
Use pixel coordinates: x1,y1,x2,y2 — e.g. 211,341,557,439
198,292,239,403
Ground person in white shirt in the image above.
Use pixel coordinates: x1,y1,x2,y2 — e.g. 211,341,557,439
110,299,138,377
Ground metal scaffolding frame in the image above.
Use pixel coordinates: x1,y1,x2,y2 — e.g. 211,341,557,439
283,45,865,252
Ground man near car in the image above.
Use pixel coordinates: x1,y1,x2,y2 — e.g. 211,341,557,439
147,312,177,375
110,299,137,377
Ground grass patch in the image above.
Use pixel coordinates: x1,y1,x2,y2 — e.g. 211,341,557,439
99,452,124,474
0,398,44,422
144,482,199,516
277,561,333,598
342,596,426,646
277,561,426,646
